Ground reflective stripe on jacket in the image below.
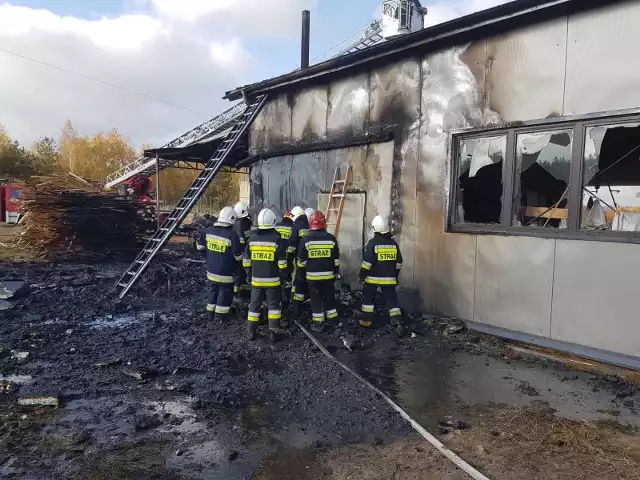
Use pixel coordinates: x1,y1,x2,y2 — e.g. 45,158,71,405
234,217,253,245
197,224,244,283
288,215,309,255
359,232,403,285
297,230,340,281
243,229,287,288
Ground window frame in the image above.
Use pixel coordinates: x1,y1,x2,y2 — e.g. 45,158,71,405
448,108,640,244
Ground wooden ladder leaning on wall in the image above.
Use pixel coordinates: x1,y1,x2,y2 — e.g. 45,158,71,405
325,165,352,240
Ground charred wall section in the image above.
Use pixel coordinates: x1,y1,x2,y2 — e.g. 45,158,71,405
246,1,640,359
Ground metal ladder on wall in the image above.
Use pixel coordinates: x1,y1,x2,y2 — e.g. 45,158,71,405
325,165,352,240
114,95,268,299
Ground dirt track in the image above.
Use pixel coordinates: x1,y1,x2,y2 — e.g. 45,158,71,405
1,245,639,479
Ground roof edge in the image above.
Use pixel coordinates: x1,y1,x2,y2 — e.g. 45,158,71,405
224,0,622,101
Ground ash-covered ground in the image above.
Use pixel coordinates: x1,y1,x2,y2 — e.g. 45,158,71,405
1,246,639,479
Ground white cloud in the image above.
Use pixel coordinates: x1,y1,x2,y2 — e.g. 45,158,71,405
0,0,312,153
425,0,510,26
209,39,250,70
0,0,509,158
0,4,165,51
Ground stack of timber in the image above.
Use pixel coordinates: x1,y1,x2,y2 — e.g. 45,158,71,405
19,173,152,262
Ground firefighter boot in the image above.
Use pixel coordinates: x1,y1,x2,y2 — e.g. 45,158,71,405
269,329,278,344
207,311,215,323
248,322,258,341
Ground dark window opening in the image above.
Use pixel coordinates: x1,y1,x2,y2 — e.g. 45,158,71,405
581,123,640,231
512,130,573,229
400,2,408,27
455,136,505,225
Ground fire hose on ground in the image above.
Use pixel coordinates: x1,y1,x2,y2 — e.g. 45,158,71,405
294,319,492,480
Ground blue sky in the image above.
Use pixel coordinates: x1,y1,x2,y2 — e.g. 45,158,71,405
0,0,507,145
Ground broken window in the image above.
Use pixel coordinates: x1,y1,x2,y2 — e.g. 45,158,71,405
512,130,573,228
581,123,640,231
455,135,506,225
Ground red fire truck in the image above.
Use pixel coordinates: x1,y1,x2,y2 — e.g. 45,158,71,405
0,183,28,224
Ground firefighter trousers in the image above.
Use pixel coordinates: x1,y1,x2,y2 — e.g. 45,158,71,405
361,283,401,323
207,281,234,320
234,263,249,297
308,280,338,324
290,266,308,312
248,287,282,332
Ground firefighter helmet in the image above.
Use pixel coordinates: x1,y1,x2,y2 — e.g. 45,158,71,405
304,208,315,219
371,215,389,234
217,206,237,226
234,201,249,218
290,206,304,221
283,209,292,219
257,208,277,229
309,211,326,231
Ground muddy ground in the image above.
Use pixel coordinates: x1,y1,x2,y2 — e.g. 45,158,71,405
1,244,639,479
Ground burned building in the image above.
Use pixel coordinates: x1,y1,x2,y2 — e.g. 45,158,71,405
218,0,640,368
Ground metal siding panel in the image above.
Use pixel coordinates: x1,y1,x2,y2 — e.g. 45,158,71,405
260,156,293,217
318,193,365,288
433,233,477,320
370,59,421,288
327,73,370,140
249,94,292,155
370,59,421,129
291,87,328,143
475,235,555,337
564,3,640,115
552,240,640,358
417,43,492,310
357,142,393,229
485,17,567,122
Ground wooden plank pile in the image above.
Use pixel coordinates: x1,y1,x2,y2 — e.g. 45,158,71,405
18,173,152,262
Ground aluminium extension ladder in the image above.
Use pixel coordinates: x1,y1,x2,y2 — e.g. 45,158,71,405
113,95,268,299
325,165,352,240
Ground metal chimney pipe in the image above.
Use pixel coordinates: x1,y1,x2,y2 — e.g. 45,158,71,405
301,10,310,69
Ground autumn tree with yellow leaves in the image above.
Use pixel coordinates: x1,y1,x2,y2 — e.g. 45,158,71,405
0,120,239,214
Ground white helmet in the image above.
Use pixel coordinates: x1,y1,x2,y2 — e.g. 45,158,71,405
257,208,277,229
290,206,304,221
304,207,315,218
234,201,249,218
216,206,237,226
371,215,389,234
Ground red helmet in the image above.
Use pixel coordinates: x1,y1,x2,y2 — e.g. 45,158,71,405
283,209,292,219
309,211,326,230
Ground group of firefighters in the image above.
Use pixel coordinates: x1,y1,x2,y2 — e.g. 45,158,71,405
197,201,403,342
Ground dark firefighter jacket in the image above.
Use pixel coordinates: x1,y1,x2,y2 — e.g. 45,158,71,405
196,224,244,283
297,229,340,281
242,228,287,287
287,215,309,256
234,217,253,247
275,217,294,243
358,232,403,285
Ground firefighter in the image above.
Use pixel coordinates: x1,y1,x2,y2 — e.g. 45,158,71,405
243,208,288,342
358,215,403,328
275,210,294,309
297,211,340,332
233,201,253,300
287,206,310,313
196,206,244,322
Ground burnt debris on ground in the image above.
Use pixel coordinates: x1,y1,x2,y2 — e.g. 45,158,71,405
0,247,639,479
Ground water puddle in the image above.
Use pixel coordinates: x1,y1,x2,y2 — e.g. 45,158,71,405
0,375,33,384
87,311,154,330
334,339,640,429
